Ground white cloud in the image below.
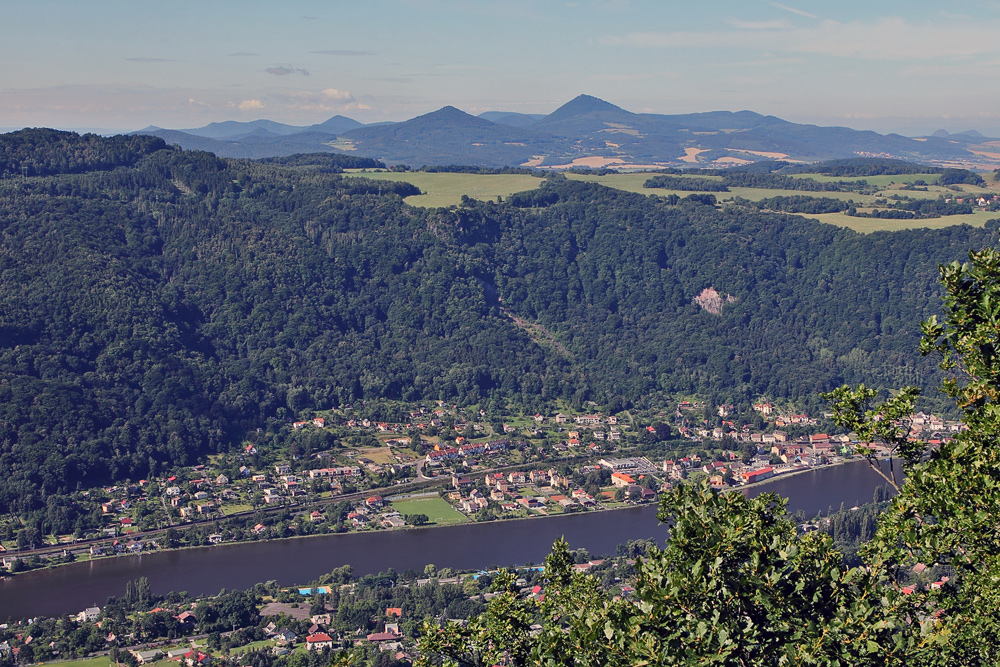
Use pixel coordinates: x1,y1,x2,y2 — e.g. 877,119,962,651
321,89,353,101
239,99,264,110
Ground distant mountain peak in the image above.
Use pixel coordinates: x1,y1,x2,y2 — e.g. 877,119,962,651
545,94,629,120
409,105,492,127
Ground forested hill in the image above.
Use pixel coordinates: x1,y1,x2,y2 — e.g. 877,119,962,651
0,130,996,511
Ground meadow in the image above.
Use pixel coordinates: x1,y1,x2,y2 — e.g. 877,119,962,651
391,495,469,525
350,170,999,233
348,170,544,208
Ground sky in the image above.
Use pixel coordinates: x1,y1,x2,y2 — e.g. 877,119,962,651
3,0,1000,136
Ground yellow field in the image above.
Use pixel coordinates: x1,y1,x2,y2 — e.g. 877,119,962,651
809,209,996,233
348,171,545,207
346,170,998,233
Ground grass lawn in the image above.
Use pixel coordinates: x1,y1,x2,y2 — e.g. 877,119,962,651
230,639,274,655
41,656,112,667
220,503,252,515
348,171,545,208
391,496,469,525
355,446,396,465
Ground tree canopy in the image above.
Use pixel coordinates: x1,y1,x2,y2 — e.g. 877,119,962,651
417,249,1000,665
0,129,995,521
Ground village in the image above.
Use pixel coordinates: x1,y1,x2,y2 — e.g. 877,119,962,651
0,399,964,576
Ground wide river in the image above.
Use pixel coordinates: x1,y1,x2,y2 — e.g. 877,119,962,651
0,461,892,621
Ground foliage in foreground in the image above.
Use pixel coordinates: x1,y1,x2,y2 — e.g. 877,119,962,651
417,249,1000,665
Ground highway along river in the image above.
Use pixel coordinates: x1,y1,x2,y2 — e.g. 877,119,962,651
0,460,892,620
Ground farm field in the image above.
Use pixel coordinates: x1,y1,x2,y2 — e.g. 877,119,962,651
349,170,998,233
348,171,545,207
810,209,996,233
391,495,469,525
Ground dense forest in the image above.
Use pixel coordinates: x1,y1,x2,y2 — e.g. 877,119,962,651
0,130,996,513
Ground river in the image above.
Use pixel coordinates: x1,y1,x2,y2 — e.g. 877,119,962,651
0,460,892,621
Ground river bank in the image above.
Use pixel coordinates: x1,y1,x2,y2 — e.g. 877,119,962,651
7,456,869,581
0,459,892,621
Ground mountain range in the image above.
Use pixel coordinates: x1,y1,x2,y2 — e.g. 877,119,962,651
134,94,1000,168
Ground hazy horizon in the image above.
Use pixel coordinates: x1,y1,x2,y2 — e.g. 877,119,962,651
4,1,1000,138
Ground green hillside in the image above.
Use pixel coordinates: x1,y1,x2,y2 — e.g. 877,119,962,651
1,130,997,516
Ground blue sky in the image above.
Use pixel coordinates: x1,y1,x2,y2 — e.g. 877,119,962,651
3,0,1000,135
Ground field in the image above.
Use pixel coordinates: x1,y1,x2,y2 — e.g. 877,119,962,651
348,170,545,207
347,170,999,233
355,446,397,465
42,657,112,667
809,209,996,233
220,502,252,515
391,495,469,525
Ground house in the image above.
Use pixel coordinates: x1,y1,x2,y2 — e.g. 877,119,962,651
183,651,211,667
930,577,950,590
366,632,399,643
133,650,163,664
274,629,297,645
76,606,101,623
507,471,527,485
611,472,636,487
548,470,569,488
305,633,335,651
386,607,403,618
175,611,197,629
740,467,775,484
365,496,384,509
